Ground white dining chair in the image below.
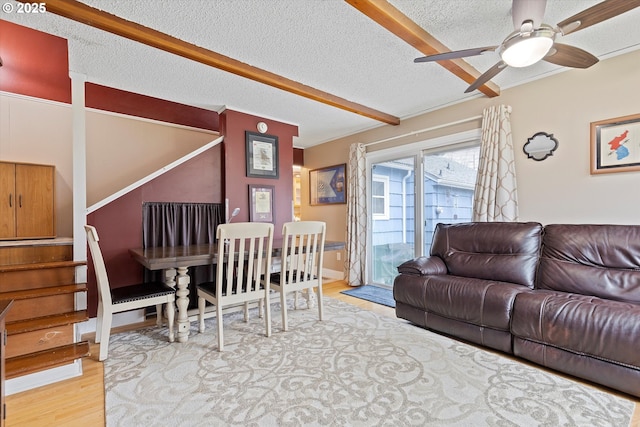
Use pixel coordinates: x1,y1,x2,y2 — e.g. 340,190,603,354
85,225,176,361
197,222,274,351
270,221,325,331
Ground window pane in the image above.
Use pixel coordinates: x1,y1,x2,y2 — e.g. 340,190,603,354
372,181,384,197
423,144,480,255
372,197,384,215
370,158,415,287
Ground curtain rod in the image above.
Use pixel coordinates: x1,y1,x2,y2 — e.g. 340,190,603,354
364,115,483,148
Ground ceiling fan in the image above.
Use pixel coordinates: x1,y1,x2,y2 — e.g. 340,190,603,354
414,0,640,93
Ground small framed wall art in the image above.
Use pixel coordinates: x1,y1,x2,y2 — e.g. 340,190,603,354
309,163,346,205
249,184,274,223
590,113,640,174
246,131,279,179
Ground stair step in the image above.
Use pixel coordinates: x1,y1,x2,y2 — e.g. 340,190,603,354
6,311,88,335
1,273,77,292
0,283,87,301
6,342,91,379
0,240,73,266
0,260,85,273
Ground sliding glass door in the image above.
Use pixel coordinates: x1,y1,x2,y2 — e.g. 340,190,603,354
366,130,481,289
369,156,416,288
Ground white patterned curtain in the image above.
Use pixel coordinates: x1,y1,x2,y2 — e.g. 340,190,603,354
346,143,367,287
472,105,519,221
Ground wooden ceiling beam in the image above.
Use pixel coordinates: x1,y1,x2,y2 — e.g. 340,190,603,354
345,0,501,98
28,0,400,125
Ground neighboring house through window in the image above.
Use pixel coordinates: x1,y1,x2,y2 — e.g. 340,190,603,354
423,144,479,254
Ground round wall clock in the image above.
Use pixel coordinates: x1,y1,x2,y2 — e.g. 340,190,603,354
257,122,268,134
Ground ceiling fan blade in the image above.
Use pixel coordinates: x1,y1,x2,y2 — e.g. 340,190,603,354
465,61,508,93
557,0,640,35
414,46,497,63
543,43,599,68
512,0,547,29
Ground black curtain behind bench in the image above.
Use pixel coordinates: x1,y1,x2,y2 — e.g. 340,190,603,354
142,202,224,309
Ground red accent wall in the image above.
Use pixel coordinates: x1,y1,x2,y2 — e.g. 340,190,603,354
293,148,304,166
85,83,219,131
86,145,222,317
220,110,298,238
0,20,71,103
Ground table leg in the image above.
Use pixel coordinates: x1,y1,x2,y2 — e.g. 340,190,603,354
175,267,191,342
163,269,177,343
304,288,317,308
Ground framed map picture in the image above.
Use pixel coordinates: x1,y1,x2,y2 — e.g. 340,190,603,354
309,163,346,205
590,113,640,174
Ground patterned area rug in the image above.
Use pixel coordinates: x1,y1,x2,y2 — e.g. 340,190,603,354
340,285,395,307
104,298,634,426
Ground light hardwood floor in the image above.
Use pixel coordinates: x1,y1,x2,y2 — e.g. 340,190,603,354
6,280,639,426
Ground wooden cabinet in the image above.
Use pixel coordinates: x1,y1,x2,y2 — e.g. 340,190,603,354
0,164,15,239
0,162,55,240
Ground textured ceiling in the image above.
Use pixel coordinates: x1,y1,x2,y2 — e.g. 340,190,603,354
4,0,640,147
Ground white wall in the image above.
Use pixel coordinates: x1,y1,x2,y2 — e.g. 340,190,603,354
0,94,73,236
505,51,640,224
304,49,640,270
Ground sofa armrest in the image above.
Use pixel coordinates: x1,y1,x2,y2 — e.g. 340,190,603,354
397,256,447,276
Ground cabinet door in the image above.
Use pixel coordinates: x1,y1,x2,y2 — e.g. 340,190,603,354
0,163,16,239
15,164,55,238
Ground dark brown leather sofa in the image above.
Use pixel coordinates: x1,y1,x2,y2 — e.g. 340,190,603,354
393,222,640,398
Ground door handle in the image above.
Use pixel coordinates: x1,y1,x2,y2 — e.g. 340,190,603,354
19,194,22,208
8,193,11,208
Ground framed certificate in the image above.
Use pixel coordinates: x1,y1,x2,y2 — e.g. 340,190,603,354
246,131,279,178
249,184,275,223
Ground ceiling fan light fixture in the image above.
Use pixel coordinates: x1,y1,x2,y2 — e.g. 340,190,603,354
500,26,555,67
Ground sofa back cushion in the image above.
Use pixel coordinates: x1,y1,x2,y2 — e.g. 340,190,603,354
430,222,543,288
538,224,640,303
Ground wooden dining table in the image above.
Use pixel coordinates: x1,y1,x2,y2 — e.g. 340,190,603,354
129,239,345,342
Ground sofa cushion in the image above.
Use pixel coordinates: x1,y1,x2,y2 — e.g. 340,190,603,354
538,224,640,303
511,290,640,370
430,222,543,288
397,256,447,276
422,275,527,331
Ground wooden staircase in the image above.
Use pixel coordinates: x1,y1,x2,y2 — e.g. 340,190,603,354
0,240,90,380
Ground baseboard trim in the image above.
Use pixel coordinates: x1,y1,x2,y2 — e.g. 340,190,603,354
77,310,146,337
6,360,83,395
322,268,344,281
